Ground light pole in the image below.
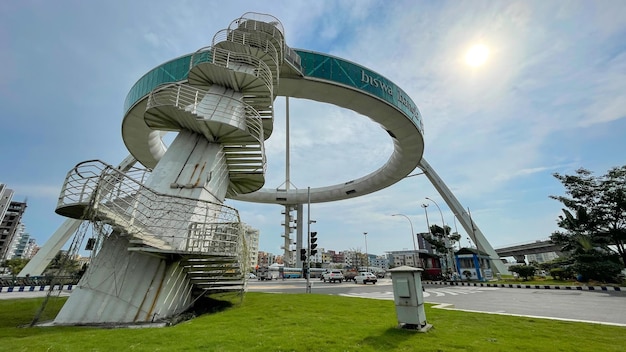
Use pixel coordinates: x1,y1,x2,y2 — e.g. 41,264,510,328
422,203,443,273
391,214,418,267
306,186,311,293
363,232,368,271
421,204,431,234
425,197,457,277
425,197,445,234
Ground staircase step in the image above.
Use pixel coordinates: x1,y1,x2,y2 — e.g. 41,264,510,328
195,282,245,289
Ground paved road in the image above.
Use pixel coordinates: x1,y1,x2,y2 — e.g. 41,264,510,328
248,278,626,326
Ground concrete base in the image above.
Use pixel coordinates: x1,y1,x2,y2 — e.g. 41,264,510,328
398,323,433,333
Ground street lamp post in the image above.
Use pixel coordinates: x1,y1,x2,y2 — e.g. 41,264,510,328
425,197,445,235
422,202,446,273
421,204,431,234
425,197,457,277
391,214,418,267
363,232,368,271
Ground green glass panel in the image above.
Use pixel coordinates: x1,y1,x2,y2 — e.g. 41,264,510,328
123,54,192,112
123,50,422,134
295,50,422,133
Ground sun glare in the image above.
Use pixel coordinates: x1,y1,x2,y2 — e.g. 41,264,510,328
465,44,489,67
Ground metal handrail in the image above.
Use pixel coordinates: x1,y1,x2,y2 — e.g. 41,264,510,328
230,12,284,41
186,222,240,255
57,160,243,255
190,46,273,95
212,28,279,72
147,83,265,146
284,45,302,71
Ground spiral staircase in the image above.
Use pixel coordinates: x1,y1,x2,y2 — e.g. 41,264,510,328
55,13,293,302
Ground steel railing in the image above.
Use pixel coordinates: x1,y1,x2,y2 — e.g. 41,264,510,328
230,12,284,56
190,46,273,95
57,160,243,256
146,83,266,178
284,45,302,72
212,28,279,72
147,83,264,142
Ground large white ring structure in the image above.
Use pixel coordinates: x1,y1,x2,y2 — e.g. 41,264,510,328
122,50,424,204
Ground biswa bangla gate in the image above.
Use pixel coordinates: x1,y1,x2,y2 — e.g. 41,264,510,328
23,12,505,325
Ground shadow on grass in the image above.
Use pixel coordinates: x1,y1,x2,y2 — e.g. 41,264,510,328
169,295,235,325
359,326,424,350
192,296,234,315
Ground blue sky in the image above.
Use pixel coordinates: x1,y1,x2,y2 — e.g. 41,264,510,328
1,0,625,257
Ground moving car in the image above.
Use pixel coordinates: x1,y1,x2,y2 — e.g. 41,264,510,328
322,269,344,283
354,272,377,284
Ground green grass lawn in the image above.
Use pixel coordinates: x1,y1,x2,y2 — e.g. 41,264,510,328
0,292,624,351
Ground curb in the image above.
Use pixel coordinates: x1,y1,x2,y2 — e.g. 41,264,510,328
0,285,75,293
422,280,623,291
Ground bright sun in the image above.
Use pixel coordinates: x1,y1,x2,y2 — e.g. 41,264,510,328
465,44,489,67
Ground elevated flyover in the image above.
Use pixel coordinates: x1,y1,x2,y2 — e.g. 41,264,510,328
495,240,562,263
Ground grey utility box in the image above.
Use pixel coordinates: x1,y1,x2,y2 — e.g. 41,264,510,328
389,266,431,332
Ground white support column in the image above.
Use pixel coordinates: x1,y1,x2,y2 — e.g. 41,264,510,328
18,219,81,277
418,158,507,275
55,130,232,324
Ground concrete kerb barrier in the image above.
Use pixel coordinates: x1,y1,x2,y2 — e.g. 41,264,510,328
0,285,75,293
422,280,623,291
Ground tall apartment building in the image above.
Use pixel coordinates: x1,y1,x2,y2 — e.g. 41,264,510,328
242,224,260,270
0,199,28,261
5,223,25,259
343,250,364,268
0,184,14,226
11,230,38,259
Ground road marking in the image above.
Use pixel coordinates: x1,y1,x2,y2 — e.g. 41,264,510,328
339,287,495,300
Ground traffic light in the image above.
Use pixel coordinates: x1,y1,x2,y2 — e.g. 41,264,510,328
300,248,307,261
310,232,318,256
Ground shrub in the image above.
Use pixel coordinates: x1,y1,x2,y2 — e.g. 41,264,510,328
550,267,573,281
572,252,623,283
509,265,536,281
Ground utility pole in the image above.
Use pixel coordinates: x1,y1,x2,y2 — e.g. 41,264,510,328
363,232,368,271
306,187,312,293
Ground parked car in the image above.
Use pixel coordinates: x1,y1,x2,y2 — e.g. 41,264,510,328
247,273,257,279
354,272,377,284
322,269,344,283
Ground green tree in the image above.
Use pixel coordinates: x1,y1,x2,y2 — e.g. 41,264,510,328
449,232,462,245
3,258,29,276
44,251,81,277
424,224,451,253
550,166,626,281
